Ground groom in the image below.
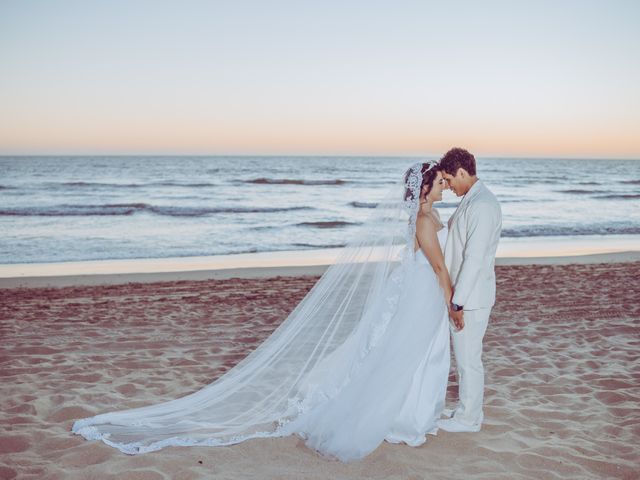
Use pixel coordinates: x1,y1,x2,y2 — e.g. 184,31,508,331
437,148,502,433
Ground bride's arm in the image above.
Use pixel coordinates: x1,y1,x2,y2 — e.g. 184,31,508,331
415,217,453,304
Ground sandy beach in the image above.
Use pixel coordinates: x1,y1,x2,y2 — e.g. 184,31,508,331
1,259,639,479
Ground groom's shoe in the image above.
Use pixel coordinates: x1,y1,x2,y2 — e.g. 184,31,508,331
437,418,481,433
440,408,456,418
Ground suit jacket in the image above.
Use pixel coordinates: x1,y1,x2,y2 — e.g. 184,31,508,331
444,179,502,310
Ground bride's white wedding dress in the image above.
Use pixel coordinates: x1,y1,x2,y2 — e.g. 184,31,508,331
72,163,451,463
279,227,450,460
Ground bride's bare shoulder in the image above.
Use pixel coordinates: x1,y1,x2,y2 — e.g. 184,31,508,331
417,209,443,230
416,212,437,233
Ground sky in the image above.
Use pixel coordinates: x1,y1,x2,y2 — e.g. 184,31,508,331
0,0,639,157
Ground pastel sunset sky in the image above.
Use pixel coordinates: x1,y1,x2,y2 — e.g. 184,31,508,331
0,0,638,157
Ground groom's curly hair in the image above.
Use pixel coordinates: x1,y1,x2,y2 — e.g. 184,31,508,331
439,147,477,176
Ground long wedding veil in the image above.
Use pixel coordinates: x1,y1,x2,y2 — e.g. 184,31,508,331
72,162,427,454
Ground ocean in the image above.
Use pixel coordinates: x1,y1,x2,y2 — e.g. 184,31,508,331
1,156,639,264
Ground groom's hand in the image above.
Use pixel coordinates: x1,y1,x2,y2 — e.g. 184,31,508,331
449,308,464,331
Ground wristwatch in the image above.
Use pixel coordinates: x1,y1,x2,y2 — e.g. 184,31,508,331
451,303,464,312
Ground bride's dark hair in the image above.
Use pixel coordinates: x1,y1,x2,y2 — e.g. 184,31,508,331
404,162,441,201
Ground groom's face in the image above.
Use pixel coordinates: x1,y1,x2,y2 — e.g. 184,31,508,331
442,169,464,197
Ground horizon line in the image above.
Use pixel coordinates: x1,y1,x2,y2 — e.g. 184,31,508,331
0,152,639,161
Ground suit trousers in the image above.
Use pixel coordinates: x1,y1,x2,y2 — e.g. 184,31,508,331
449,307,491,426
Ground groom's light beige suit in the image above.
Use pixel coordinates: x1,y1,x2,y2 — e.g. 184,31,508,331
444,179,502,426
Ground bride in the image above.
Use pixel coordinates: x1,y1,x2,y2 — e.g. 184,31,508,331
72,161,458,463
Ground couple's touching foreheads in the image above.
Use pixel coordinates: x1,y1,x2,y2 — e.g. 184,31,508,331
73,147,503,463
